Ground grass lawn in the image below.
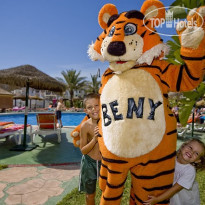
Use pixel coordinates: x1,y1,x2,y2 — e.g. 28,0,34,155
57,173,131,205
196,170,205,204
58,170,205,205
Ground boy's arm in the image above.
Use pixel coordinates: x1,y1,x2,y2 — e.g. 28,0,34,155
80,123,98,155
70,115,89,147
143,183,183,205
56,102,60,110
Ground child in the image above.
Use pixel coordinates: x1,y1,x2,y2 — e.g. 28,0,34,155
79,93,101,205
56,98,65,128
144,138,205,205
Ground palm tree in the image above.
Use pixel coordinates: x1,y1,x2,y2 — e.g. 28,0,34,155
86,74,101,94
170,0,204,12
177,83,205,126
58,69,87,107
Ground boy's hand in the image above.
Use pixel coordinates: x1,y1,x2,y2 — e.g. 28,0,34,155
94,126,101,139
143,195,158,205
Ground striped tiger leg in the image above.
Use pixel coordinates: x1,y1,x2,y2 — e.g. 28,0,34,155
99,159,108,192
130,152,175,205
99,157,129,205
129,183,136,205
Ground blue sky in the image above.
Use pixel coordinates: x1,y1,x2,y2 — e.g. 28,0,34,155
0,0,176,80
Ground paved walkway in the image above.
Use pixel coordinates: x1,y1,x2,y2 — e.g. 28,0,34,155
0,127,81,205
0,164,80,205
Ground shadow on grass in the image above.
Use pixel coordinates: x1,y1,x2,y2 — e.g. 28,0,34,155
0,129,82,167
34,132,82,166
0,136,27,162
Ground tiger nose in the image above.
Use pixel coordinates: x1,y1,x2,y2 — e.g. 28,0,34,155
107,41,126,56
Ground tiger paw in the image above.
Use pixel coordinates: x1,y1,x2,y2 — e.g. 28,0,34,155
71,130,80,147
72,131,79,138
73,137,80,147
176,7,205,49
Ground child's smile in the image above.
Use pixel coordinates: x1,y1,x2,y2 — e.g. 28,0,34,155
178,141,204,165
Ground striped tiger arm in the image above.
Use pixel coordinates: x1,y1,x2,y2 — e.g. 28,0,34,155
153,56,204,93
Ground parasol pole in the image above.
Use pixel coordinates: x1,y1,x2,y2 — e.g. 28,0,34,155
191,105,195,138
10,80,38,151
23,80,29,147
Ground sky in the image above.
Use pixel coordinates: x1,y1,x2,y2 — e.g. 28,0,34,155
0,0,176,81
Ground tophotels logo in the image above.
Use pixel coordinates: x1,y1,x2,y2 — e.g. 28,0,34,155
143,6,204,36
165,10,174,28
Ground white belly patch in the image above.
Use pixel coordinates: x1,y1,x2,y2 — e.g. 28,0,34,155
100,69,165,158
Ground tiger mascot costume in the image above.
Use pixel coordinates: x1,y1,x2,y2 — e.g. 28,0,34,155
71,0,205,204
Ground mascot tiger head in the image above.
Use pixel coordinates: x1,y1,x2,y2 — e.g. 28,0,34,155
88,0,169,73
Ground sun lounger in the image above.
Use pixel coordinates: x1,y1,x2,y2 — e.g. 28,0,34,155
191,123,205,132
12,106,25,112
0,123,32,144
177,124,190,138
0,121,14,129
31,113,61,143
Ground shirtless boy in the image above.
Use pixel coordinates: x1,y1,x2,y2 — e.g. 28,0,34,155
79,93,101,205
56,98,65,128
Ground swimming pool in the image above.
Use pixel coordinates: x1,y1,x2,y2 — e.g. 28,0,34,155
0,112,86,126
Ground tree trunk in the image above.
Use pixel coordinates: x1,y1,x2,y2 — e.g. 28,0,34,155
70,91,74,107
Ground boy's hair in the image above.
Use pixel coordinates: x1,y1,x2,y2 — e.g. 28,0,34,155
179,138,205,170
83,93,100,108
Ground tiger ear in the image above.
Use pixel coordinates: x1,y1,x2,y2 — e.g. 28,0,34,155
141,0,165,26
98,4,118,29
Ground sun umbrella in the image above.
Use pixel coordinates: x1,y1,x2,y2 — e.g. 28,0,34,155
13,95,44,108
13,94,27,106
0,87,13,109
13,94,27,100
0,65,67,151
29,95,44,109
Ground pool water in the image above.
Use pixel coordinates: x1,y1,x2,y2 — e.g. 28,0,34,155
0,112,86,126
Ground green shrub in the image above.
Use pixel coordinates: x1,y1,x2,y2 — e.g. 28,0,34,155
0,164,8,170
